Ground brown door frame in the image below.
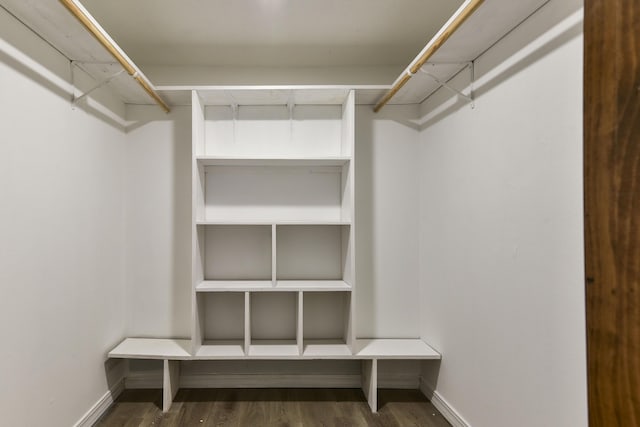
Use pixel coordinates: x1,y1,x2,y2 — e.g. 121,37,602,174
584,0,640,425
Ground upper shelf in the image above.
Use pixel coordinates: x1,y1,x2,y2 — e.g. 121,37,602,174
198,87,350,106
160,86,389,107
1,0,160,106
385,0,550,105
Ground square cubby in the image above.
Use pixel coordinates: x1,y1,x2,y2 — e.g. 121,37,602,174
249,292,299,357
195,292,246,358
203,225,272,280
276,225,351,281
302,292,351,357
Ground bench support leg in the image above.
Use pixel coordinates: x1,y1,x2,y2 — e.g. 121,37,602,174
361,359,377,413
163,360,180,412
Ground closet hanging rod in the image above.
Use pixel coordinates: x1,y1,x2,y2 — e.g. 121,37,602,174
373,0,484,113
59,0,170,113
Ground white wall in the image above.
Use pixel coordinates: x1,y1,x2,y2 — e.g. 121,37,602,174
0,7,127,427
418,1,587,426
356,105,421,338
124,105,192,338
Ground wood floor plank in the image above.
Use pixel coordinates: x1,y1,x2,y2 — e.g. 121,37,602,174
381,389,451,427
95,388,451,427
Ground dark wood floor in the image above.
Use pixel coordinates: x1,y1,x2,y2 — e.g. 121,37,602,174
95,388,451,426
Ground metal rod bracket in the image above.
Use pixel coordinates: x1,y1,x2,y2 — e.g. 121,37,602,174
70,61,125,107
419,61,475,109
288,100,295,121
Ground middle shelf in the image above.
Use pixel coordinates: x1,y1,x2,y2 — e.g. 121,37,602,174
196,280,351,292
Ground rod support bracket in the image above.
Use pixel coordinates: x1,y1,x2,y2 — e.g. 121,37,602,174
231,103,239,121
70,61,126,107
287,100,295,121
419,61,475,109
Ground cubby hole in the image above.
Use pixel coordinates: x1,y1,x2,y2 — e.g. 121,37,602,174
303,292,351,357
202,225,271,281
276,225,352,284
249,292,299,356
197,292,246,357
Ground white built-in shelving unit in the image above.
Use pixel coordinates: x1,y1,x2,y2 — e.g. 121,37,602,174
108,86,440,412
190,88,357,361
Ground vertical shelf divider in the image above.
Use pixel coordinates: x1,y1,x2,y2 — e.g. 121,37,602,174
272,224,277,286
192,89,206,355
297,291,304,355
342,90,356,350
244,292,251,355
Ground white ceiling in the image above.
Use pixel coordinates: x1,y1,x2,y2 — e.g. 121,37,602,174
80,0,464,67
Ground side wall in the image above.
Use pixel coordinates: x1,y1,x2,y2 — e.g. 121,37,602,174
0,7,127,426
418,1,587,426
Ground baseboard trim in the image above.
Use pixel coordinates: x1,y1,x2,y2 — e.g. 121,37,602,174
419,378,471,427
73,378,124,427
125,371,420,390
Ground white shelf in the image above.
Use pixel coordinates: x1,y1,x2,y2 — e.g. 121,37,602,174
303,340,352,358
389,0,548,105
249,341,300,358
195,340,245,359
196,156,350,166
158,85,390,106
107,338,441,360
197,220,351,226
195,87,353,106
0,1,157,106
354,339,441,359
108,338,191,360
196,280,351,292
197,280,272,292
277,280,352,291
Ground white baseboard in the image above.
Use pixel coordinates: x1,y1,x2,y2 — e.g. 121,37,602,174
73,378,124,427
125,371,420,390
419,378,471,427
